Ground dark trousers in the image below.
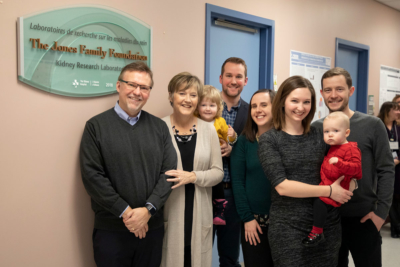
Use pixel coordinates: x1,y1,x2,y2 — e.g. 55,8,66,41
92,226,163,267
338,217,382,267
313,198,334,228
241,223,273,267
184,245,191,267
213,188,241,267
389,195,400,233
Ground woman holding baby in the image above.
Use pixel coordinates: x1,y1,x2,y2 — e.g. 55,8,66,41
258,76,353,266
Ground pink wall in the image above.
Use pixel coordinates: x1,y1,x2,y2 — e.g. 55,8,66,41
0,0,399,266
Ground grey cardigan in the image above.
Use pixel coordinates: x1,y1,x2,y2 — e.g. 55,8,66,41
161,116,224,267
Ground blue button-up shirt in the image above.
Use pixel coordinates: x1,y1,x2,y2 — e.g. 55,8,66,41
114,101,141,126
221,99,241,183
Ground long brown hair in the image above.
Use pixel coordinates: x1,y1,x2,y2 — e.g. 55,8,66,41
378,101,399,124
242,89,276,142
271,76,316,134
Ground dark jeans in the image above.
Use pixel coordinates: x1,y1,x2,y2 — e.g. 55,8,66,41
338,216,382,267
213,188,241,267
241,223,273,267
93,226,163,267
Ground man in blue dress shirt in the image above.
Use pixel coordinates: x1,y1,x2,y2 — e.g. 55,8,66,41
80,62,177,267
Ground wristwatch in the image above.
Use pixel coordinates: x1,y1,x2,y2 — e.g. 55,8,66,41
145,203,156,216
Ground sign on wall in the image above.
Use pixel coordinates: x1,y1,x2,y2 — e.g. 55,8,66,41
379,65,400,109
290,50,331,121
17,5,152,97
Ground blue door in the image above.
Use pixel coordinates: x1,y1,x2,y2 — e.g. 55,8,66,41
209,23,260,103
205,5,275,266
209,19,257,266
335,38,370,113
336,48,359,111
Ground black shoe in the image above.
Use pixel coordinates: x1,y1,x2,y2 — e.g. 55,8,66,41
302,232,325,247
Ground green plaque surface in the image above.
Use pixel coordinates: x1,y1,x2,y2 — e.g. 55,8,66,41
17,5,152,97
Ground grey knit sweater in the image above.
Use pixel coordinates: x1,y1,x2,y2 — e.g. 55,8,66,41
259,127,340,267
80,109,177,231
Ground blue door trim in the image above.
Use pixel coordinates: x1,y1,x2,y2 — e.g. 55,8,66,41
335,38,369,113
205,4,275,89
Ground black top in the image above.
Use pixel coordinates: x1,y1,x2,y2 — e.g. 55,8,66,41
80,109,177,231
175,133,197,247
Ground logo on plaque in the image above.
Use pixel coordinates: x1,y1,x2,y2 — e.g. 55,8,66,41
17,6,152,97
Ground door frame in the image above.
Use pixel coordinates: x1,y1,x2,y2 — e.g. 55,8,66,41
335,38,369,113
205,4,275,89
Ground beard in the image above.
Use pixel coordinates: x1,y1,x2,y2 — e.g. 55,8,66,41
222,86,242,98
326,98,349,113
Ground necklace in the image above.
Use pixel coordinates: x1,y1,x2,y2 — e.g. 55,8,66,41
172,124,197,142
256,134,260,142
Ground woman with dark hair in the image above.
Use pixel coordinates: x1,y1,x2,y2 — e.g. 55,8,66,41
258,76,352,266
230,89,275,267
392,95,400,125
378,101,400,238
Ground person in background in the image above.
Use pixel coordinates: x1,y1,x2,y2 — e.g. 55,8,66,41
231,89,275,267
79,62,177,267
214,57,249,267
161,72,224,267
314,67,394,267
196,85,237,225
259,76,353,267
392,95,400,125
378,102,400,238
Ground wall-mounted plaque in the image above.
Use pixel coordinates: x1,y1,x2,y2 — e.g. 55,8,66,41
17,5,152,97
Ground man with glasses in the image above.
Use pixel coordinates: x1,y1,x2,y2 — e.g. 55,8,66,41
80,61,177,267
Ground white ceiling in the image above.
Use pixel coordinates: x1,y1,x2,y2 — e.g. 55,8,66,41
375,0,400,11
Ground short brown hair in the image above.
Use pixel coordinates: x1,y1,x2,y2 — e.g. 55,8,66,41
118,62,154,87
321,67,352,89
221,57,247,77
242,89,276,142
167,72,203,106
194,85,223,118
272,76,316,134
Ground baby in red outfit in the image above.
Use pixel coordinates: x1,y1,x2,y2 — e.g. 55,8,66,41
302,111,362,247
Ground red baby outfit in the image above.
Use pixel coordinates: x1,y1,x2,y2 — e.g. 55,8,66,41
319,142,362,207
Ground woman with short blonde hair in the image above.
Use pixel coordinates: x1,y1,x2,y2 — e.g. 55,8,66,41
161,72,223,267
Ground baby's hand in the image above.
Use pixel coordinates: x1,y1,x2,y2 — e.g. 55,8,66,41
228,125,236,137
329,157,339,165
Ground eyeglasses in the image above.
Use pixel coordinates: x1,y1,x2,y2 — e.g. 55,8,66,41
119,79,152,93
